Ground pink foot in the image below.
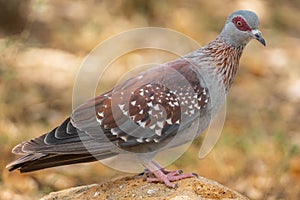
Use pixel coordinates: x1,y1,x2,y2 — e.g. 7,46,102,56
142,161,197,188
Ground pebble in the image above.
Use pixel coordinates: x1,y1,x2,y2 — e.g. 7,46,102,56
147,189,156,195
93,191,100,197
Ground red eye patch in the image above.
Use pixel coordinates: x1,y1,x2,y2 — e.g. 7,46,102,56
232,16,251,31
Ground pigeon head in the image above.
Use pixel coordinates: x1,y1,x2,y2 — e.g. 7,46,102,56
221,10,266,47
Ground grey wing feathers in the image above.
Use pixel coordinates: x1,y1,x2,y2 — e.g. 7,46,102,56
7,117,117,172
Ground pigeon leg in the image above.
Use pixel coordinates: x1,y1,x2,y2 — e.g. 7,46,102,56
143,160,196,188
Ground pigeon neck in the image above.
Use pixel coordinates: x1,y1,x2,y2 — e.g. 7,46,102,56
204,36,245,91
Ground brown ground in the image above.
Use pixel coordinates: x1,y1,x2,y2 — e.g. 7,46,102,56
41,175,248,200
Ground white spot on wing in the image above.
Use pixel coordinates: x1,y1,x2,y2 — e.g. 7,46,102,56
166,118,172,125
139,89,144,96
155,128,162,136
157,121,164,128
145,138,152,142
147,102,153,107
149,124,156,129
153,138,159,143
98,111,104,118
149,110,153,115
111,128,119,136
119,104,125,110
120,136,128,142
153,104,160,110
136,138,144,143
131,101,136,106
137,120,147,128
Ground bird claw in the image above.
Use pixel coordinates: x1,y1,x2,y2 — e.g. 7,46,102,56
141,168,182,178
144,169,196,188
142,161,196,188
192,172,199,178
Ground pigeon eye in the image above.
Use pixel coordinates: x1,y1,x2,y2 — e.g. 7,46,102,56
232,16,251,31
236,21,242,26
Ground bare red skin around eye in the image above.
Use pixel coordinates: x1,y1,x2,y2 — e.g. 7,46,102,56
232,16,252,31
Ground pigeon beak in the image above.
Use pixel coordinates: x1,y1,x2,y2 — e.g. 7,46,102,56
251,29,266,46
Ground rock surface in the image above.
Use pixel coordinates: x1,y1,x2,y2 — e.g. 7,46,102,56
41,175,249,200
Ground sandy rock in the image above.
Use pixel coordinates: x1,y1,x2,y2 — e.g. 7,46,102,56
41,176,249,200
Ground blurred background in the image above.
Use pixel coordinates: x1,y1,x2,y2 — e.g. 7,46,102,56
1,0,300,199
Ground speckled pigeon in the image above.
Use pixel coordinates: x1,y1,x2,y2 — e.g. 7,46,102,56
7,10,265,188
